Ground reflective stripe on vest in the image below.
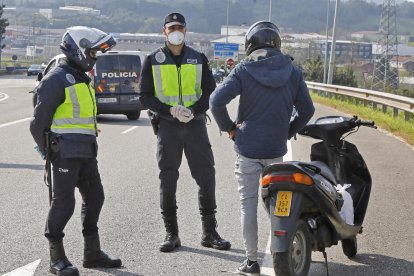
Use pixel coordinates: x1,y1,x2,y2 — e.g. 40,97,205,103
51,83,97,136
151,48,202,107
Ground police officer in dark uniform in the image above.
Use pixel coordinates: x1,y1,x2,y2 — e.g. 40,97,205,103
140,12,231,253
30,26,121,275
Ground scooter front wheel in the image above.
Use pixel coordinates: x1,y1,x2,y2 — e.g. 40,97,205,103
272,220,311,276
342,236,357,258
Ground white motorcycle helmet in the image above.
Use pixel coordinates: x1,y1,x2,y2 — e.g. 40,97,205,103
60,26,116,72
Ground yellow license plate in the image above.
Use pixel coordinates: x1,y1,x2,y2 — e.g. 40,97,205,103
274,191,292,217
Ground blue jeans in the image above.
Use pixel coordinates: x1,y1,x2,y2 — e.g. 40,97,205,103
235,153,283,261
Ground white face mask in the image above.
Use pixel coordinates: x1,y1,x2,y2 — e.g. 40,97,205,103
167,31,185,46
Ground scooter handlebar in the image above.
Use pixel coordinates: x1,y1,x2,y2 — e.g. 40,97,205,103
355,119,377,128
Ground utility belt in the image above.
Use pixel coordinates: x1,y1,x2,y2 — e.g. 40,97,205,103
46,133,98,158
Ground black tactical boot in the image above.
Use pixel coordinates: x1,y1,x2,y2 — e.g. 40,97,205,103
49,241,79,276
159,215,181,252
201,214,231,250
83,233,122,268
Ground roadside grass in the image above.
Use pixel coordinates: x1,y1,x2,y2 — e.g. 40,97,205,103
310,91,414,146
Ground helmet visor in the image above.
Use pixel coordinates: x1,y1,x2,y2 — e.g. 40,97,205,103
90,35,117,53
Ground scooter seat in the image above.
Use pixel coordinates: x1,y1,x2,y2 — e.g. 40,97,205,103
310,161,337,185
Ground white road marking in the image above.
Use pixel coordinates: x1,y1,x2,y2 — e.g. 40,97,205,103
121,126,138,134
0,92,9,102
261,236,274,276
0,117,31,129
284,140,293,162
261,140,292,275
2,259,41,276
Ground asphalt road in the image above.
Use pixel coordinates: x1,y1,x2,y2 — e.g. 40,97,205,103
0,75,413,276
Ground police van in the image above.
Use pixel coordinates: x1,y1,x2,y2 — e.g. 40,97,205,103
90,50,146,120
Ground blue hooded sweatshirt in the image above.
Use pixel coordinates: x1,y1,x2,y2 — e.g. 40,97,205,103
210,48,315,159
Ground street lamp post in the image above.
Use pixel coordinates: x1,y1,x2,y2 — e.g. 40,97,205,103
269,0,272,21
323,0,330,84
226,0,230,43
327,0,339,84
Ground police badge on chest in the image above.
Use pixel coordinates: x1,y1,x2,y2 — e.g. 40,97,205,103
187,59,197,64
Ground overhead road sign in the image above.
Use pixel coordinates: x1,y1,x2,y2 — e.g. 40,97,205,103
213,43,239,61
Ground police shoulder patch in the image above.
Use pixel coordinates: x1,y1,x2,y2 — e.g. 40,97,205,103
187,59,197,64
155,51,166,63
66,74,76,84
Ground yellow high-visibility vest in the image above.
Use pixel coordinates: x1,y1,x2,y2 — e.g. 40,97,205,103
51,82,97,136
151,47,202,107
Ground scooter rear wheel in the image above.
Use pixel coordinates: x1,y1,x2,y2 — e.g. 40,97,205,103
272,220,311,276
342,236,357,258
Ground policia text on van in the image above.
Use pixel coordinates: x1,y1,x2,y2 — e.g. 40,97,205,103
89,50,145,120
101,71,138,78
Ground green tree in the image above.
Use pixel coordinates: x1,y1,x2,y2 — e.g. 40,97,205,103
0,4,10,69
301,56,358,87
301,55,324,82
333,66,358,87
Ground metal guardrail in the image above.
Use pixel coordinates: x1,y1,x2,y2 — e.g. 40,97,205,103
306,81,414,121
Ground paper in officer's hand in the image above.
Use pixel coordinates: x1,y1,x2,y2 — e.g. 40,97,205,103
178,106,192,117
177,112,194,123
170,106,179,118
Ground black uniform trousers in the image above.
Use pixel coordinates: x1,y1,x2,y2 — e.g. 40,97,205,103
45,154,105,242
157,117,217,217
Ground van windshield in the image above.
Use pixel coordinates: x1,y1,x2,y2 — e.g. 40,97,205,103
94,54,141,94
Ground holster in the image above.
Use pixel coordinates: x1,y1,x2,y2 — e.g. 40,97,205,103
147,110,160,135
50,136,60,153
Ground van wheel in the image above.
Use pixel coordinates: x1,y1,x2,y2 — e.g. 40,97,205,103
126,111,140,120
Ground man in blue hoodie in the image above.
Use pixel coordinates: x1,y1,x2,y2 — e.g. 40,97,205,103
209,21,315,275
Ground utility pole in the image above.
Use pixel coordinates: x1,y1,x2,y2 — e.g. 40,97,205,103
327,0,339,84
372,0,399,92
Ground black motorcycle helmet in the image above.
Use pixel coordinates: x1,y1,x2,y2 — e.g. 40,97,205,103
245,21,281,56
60,26,116,72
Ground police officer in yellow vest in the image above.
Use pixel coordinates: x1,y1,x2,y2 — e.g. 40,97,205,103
140,12,231,252
30,26,121,276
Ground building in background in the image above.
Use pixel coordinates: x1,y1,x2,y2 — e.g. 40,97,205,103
311,40,373,62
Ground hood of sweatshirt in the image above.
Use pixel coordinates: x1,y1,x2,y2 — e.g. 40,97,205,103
242,48,293,89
